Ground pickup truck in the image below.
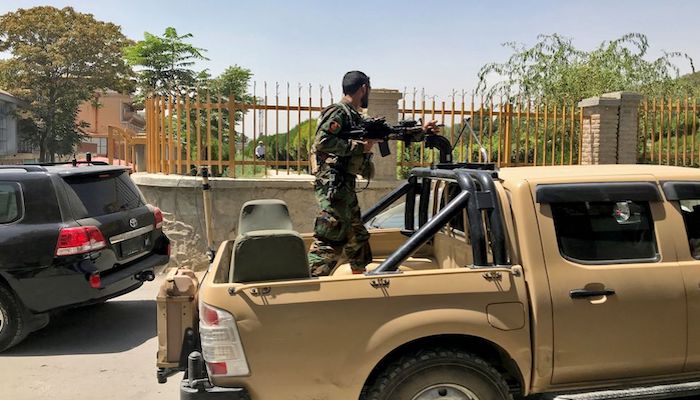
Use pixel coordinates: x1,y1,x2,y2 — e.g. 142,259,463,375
160,163,700,400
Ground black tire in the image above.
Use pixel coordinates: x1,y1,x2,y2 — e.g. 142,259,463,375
0,284,29,352
365,348,512,400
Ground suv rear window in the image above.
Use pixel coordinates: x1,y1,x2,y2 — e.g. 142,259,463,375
63,172,145,218
551,200,658,263
0,182,21,223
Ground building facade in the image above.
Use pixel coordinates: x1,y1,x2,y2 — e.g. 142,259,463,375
76,90,145,156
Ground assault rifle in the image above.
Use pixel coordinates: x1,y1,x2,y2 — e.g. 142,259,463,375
344,118,454,163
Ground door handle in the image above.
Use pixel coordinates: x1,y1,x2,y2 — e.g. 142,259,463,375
569,288,616,299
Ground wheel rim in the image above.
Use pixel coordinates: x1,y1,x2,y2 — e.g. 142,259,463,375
0,304,5,332
411,383,480,400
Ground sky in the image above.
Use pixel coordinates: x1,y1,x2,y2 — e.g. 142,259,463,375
1,0,699,102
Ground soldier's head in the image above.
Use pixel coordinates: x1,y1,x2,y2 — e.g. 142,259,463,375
342,71,370,108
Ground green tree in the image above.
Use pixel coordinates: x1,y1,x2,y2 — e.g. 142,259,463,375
477,33,697,102
124,27,208,98
0,6,134,161
183,66,253,164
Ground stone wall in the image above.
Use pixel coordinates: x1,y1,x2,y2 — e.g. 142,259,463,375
133,173,397,270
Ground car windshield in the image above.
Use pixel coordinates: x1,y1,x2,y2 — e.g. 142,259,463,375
63,171,145,218
367,195,423,230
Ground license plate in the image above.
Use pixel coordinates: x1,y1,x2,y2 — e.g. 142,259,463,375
121,236,145,257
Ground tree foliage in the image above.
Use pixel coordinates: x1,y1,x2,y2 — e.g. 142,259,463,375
0,6,133,161
477,33,697,102
124,27,208,98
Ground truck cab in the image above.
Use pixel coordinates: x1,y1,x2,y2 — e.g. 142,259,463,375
159,163,700,400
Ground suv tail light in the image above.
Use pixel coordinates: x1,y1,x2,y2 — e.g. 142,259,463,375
154,207,164,229
56,226,107,256
199,302,250,377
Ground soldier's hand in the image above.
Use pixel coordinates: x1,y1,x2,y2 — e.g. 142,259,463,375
423,120,441,134
363,140,380,153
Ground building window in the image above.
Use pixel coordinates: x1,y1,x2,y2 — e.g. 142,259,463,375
0,103,8,154
551,200,658,263
121,102,133,123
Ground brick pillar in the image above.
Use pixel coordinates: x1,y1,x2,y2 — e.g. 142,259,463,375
366,89,402,181
604,91,643,164
578,92,642,165
578,96,620,164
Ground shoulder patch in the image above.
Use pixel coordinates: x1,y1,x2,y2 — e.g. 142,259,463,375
329,121,341,134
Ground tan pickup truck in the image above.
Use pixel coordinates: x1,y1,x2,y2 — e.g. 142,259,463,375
158,163,700,400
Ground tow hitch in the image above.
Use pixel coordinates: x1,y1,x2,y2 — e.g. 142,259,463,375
180,352,250,400
134,270,155,282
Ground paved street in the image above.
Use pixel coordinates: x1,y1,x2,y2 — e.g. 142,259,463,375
0,272,181,400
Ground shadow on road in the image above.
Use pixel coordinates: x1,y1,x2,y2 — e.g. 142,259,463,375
2,299,156,356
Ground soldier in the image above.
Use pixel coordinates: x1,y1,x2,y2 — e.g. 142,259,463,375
308,71,438,276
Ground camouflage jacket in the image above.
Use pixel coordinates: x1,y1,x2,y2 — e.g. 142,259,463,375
311,100,374,179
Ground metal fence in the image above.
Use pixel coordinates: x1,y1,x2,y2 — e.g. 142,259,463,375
638,97,699,166
143,88,333,177
141,89,587,177
399,95,584,168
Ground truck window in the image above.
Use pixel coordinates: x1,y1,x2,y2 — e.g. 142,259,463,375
679,200,700,258
0,182,21,224
446,184,469,234
551,200,658,263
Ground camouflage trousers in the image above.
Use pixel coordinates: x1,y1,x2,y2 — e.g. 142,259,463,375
307,172,372,276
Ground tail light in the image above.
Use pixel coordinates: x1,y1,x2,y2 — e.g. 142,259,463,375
153,207,164,229
199,302,250,377
56,226,106,256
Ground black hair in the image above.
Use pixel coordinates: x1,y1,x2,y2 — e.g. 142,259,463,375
342,71,370,95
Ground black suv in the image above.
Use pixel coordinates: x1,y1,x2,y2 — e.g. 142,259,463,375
0,162,170,351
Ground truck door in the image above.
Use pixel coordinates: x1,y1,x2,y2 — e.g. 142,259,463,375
661,181,700,373
534,181,686,384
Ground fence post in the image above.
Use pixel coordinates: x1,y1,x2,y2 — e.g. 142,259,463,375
107,126,114,165
604,91,643,164
578,91,642,165
578,95,621,164
366,88,402,181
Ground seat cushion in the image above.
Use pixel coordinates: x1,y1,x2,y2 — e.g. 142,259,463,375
231,229,310,283
238,199,293,235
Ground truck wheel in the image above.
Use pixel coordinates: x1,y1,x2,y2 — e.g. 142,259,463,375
365,348,512,400
0,284,28,352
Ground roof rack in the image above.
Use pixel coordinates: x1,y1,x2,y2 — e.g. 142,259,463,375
0,165,46,172
363,164,508,275
27,160,110,167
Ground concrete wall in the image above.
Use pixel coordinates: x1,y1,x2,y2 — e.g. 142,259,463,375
133,173,396,269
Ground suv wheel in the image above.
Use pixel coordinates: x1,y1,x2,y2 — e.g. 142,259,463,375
365,348,512,400
0,284,28,352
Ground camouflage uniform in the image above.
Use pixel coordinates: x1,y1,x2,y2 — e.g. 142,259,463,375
307,100,374,276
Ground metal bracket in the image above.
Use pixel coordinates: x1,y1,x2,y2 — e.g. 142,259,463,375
370,278,390,289
476,191,494,209
482,271,503,282
250,287,272,297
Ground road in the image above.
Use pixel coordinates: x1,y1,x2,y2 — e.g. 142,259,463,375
0,272,181,400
